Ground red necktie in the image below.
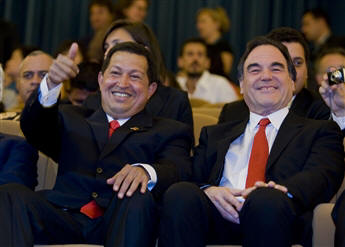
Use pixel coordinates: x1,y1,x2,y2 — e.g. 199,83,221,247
80,120,120,219
108,120,120,138
245,118,271,188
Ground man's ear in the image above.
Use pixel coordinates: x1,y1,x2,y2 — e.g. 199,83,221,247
98,72,103,87
147,82,158,99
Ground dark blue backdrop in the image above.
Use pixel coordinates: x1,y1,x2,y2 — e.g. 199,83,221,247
1,0,345,80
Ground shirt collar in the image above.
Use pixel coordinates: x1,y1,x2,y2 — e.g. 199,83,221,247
249,107,289,131
106,114,130,126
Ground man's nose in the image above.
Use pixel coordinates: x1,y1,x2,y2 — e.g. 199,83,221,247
261,69,273,81
117,74,130,87
30,74,42,86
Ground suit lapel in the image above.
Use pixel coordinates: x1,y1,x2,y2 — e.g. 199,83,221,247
86,108,109,152
266,112,304,170
99,110,153,160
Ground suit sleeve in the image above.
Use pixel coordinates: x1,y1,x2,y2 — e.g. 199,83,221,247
20,89,61,162
178,92,194,130
151,123,193,198
0,135,38,190
282,121,345,212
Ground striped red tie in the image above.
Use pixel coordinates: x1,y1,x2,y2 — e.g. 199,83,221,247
245,118,271,188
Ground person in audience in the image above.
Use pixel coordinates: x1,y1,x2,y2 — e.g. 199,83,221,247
332,179,345,247
196,7,233,78
81,0,114,62
158,36,344,247
0,132,38,190
113,0,149,23
314,47,345,133
61,61,100,106
219,27,337,129
2,45,39,110
301,8,345,58
0,50,53,120
0,42,192,247
84,19,193,128
301,8,345,92
177,37,239,104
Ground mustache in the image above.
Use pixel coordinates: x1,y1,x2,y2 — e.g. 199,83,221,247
190,61,200,66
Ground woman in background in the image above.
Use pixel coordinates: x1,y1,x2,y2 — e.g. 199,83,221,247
196,7,233,78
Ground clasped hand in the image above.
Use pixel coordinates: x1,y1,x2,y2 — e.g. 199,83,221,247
204,181,288,224
107,164,150,199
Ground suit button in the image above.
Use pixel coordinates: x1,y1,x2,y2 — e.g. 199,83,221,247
92,192,98,198
96,167,103,174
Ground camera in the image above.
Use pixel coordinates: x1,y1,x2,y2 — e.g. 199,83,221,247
327,67,345,85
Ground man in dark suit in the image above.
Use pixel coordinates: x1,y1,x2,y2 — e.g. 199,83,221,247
158,37,344,247
0,133,38,189
219,27,345,135
0,42,192,247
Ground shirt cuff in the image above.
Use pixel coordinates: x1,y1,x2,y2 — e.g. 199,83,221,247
39,75,62,107
132,163,157,191
331,112,345,130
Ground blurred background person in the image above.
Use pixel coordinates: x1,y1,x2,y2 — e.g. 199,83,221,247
80,0,114,62
301,8,345,92
113,0,150,23
196,6,233,79
0,50,53,120
61,61,100,106
314,47,345,131
2,45,39,111
177,37,239,104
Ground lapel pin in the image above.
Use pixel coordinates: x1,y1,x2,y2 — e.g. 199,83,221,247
130,127,139,131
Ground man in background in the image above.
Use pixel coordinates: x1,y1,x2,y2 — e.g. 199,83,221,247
177,37,239,104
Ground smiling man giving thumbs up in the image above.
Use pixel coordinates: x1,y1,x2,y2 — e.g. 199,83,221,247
0,42,193,247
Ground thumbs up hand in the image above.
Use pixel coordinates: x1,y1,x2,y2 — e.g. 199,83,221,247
47,42,80,89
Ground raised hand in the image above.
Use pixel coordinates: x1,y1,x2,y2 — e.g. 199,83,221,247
47,43,79,89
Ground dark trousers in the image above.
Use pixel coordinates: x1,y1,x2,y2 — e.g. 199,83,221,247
333,190,345,247
159,182,305,247
0,183,157,247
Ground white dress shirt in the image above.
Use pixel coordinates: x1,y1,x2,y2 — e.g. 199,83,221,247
219,107,289,190
39,75,157,190
177,70,239,104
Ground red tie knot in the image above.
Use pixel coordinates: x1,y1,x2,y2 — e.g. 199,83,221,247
259,118,270,127
109,120,120,131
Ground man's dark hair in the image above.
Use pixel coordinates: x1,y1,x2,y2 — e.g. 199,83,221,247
70,62,101,92
179,37,208,57
237,36,296,82
102,42,158,84
267,27,310,64
102,19,166,84
88,0,114,13
303,8,330,27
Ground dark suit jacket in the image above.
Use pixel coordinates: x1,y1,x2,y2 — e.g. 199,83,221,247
20,90,193,209
219,88,330,124
0,133,38,189
84,84,194,128
193,112,344,213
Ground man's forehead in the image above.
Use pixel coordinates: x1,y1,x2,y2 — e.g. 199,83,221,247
245,45,286,66
109,51,148,70
22,55,52,70
184,43,206,52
